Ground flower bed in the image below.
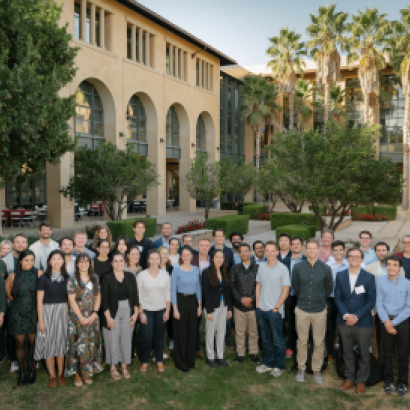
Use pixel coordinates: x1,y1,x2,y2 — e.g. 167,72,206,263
352,213,389,222
257,213,270,221
176,219,205,234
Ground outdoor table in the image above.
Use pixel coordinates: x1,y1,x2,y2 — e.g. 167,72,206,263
2,209,30,225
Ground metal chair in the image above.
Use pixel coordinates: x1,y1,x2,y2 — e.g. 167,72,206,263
21,211,34,227
1,212,8,228
89,205,101,217
10,212,22,227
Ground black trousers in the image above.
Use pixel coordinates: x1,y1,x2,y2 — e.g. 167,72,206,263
195,314,202,352
325,297,338,355
173,294,197,371
284,295,298,350
380,319,409,386
167,308,174,340
1,307,16,362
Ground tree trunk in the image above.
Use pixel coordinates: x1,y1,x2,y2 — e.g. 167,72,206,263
205,203,209,220
289,92,294,129
255,130,260,203
363,92,370,124
402,92,410,211
324,79,330,123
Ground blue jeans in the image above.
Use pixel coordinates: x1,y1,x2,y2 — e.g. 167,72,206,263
139,309,166,364
256,308,286,370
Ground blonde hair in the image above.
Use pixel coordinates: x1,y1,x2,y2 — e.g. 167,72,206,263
0,240,13,256
92,226,113,251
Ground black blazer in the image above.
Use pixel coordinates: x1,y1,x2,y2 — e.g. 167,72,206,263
202,268,232,314
101,271,139,329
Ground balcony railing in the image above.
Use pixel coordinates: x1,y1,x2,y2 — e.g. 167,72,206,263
166,145,181,159
77,136,105,151
127,140,148,156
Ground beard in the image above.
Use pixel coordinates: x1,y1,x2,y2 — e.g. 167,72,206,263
233,243,240,249
62,251,72,256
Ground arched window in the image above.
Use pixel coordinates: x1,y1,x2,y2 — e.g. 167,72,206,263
127,96,146,142
196,114,206,152
166,106,179,146
75,80,104,149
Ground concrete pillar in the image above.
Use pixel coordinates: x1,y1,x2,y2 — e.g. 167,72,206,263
169,45,173,76
138,28,143,63
175,48,179,79
99,8,105,49
198,59,202,88
208,65,211,91
81,0,87,42
145,31,150,67
90,3,96,45
181,51,185,81
131,25,136,61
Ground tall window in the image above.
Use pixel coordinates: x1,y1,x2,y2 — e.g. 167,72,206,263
6,170,46,207
196,115,206,152
127,96,146,142
345,77,364,127
166,45,170,74
74,2,81,39
166,106,179,146
75,81,104,148
127,27,141,62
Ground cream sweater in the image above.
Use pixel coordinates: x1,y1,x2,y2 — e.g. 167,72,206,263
137,269,171,311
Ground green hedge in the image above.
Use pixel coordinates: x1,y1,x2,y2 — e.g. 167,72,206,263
352,205,397,221
308,205,327,215
204,215,250,237
106,217,157,240
242,205,269,219
270,213,318,230
221,201,255,211
275,225,316,241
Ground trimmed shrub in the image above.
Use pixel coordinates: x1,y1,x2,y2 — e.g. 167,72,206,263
275,225,316,241
270,213,318,230
221,201,255,211
204,215,250,237
242,204,268,219
352,205,397,221
308,205,327,215
106,217,157,240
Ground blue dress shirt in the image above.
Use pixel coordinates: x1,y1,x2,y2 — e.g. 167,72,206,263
171,265,201,306
289,254,305,295
233,251,241,265
326,258,350,298
362,248,378,267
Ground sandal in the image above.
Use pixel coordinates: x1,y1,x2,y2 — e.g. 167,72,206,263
121,367,131,379
157,363,165,372
139,363,148,372
110,370,121,381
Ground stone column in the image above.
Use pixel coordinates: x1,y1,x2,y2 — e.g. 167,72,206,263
90,3,96,45
208,65,212,91
131,25,136,61
175,48,179,78
145,31,150,67
81,0,87,42
99,8,105,49
138,28,143,63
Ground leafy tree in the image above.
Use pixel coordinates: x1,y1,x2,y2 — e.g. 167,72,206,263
267,27,306,130
269,121,403,231
220,158,256,211
387,6,410,209
181,153,220,220
60,143,159,221
257,162,279,212
306,4,348,123
293,79,314,131
0,0,78,185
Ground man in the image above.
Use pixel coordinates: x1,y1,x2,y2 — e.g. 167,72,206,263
318,229,334,263
394,234,410,279
129,220,154,270
277,233,292,262
251,241,266,265
292,238,333,384
358,230,377,267
59,237,76,277
209,229,234,271
377,255,410,396
335,247,376,395
0,234,28,372
0,270,5,363
72,230,96,260
229,231,243,265
180,234,199,257
29,222,59,270
192,239,211,358
255,241,290,377
326,240,349,362
153,222,173,249
282,236,307,358
229,243,260,364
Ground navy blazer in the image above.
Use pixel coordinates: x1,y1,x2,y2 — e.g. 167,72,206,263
334,268,376,328
209,245,234,272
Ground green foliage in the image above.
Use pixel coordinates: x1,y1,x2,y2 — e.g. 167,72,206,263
220,201,255,211
106,217,157,240
204,215,250,237
60,142,159,221
0,0,78,185
293,79,315,131
0,235,42,247
242,205,269,219
270,213,318,230
308,205,327,215
275,225,316,241
352,205,397,221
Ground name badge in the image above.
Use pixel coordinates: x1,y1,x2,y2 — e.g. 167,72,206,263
355,285,365,294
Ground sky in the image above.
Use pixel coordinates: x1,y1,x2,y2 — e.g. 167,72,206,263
138,0,406,67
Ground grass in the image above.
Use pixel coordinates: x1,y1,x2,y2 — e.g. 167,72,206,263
1,330,409,410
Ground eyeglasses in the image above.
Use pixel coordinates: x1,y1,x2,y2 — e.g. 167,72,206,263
348,255,362,259
403,242,410,245
78,260,89,265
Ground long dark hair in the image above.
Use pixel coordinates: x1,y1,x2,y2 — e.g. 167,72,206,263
126,245,141,267
44,249,68,280
113,236,130,256
74,253,99,294
209,250,228,287
12,249,35,297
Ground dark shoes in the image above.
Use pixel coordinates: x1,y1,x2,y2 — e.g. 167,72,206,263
26,367,36,385
384,383,394,394
397,383,407,396
207,359,218,368
216,359,228,367
17,370,26,387
249,355,261,363
234,356,244,363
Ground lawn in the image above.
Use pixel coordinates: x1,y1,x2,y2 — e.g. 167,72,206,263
0,334,409,409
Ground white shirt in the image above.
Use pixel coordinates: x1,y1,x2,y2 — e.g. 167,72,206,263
29,239,59,269
169,254,179,267
348,271,359,293
137,269,171,311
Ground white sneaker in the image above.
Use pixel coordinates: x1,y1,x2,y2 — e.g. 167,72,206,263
256,364,273,373
152,352,169,362
169,341,174,350
270,368,284,377
10,362,19,373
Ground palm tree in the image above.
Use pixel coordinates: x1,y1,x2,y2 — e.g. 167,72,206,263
239,75,281,200
328,85,350,123
388,6,410,210
292,79,314,131
306,4,348,123
343,7,391,123
267,27,306,130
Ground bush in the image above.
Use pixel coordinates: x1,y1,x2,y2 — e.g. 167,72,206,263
106,217,157,241
221,201,255,211
270,213,318,230
352,213,389,222
257,213,270,221
275,225,316,241
204,215,250,237
242,205,268,219
0,235,40,247
352,205,397,221
85,223,103,239
176,220,205,234
308,205,327,215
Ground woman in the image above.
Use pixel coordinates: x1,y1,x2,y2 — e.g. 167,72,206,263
138,250,171,372
65,253,102,386
0,240,13,258
124,246,142,277
202,250,232,368
94,239,112,283
5,250,38,386
159,247,174,350
169,238,180,267
171,246,201,372
88,226,113,255
113,236,130,259
34,249,69,388
101,252,139,380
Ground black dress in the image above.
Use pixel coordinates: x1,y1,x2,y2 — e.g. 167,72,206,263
9,268,38,335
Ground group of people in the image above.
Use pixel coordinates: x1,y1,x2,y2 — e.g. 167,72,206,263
0,221,409,398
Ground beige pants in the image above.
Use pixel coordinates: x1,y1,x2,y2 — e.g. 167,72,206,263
233,308,259,356
295,307,327,372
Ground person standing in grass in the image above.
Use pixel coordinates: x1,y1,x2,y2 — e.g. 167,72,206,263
168,238,180,267
129,220,155,270
88,226,113,255
65,253,103,387
255,241,289,377
124,246,142,278
93,239,113,283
